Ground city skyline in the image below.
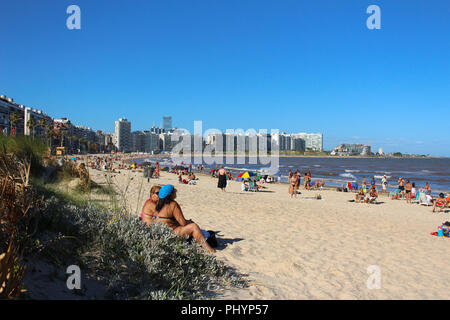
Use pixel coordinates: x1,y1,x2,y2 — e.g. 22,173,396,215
0,92,443,156
1,1,449,155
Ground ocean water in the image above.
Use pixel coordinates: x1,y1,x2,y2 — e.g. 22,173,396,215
136,156,450,194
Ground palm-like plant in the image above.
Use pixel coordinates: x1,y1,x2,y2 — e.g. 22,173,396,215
9,111,22,137
60,130,67,147
38,118,47,138
45,124,54,149
27,118,36,139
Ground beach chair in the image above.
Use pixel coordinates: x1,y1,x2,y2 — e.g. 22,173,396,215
418,192,432,206
347,182,353,191
248,180,258,192
351,182,358,192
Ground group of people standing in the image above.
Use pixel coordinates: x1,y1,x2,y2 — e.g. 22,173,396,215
288,170,322,198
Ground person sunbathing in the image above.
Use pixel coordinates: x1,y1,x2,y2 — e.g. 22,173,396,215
365,186,378,203
447,193,450,208
432,193,447,213
150,184,216,253
140,185,162,226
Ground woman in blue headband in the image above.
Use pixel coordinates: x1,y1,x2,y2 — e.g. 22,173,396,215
151,184,216,253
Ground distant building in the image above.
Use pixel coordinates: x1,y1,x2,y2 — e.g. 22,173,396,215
163,116,172,132
114,118,131,152
331,143,371,156
378,147,384,155
294,133,323,152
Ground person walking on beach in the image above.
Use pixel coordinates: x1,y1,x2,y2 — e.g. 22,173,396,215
405,179,412,203
288,170,293,193
155,162,160,178
289,172,298,198
381,175,388,194
217,165,227,192
398,178,405,192
277,169,281,184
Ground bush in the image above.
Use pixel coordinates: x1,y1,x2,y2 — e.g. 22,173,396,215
36,197,246,299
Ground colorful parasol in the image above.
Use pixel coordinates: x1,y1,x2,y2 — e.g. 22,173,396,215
237,171,257,178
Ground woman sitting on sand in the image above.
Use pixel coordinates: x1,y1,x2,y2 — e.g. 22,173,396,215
355,188,365,203
150,184,216,253
432,193,447,213
140,185,162,226
364,186,378,204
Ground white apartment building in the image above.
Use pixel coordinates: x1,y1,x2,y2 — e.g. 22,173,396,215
294,133,323,152
114,118,131,152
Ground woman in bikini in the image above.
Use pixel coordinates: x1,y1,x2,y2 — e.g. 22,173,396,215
140,185,162,226
150,184,216,253
432,193,447,213
289,173,298,198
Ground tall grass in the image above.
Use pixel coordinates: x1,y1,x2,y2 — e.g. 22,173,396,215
0,135,48,177
0,154,37,299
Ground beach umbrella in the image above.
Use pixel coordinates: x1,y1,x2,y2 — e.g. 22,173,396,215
237,171,257,179
162,167,169,171
173,165,187,170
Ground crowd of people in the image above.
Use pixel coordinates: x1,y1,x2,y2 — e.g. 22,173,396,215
287,170,325,199
131,164,449,253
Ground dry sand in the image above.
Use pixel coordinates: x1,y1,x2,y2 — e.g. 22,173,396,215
88,166,450,300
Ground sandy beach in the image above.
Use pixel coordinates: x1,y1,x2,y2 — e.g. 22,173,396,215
88,164,450,300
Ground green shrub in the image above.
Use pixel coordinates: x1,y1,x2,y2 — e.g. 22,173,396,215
35,196,246,299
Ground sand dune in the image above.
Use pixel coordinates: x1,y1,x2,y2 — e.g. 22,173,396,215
89,167,450,300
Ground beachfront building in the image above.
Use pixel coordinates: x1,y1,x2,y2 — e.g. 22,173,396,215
150,125,165,134
331,143,371,156
95,131,106,152
114,118,131,152
294,133,323,152
0,94,52,137
159,132,173,152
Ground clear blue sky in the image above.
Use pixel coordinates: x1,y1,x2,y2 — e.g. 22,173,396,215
0,0,449,155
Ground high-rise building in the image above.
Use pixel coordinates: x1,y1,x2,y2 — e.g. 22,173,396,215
163,116,172,132
114,118,131,152
295,133,323,152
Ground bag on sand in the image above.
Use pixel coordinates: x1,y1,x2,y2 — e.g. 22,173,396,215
206,230,218,248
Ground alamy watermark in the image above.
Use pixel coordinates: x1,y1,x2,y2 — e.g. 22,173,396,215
169,121,280,172
66,265,81,290
366,265,381,289
366,5,381,30
66,5,81,30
